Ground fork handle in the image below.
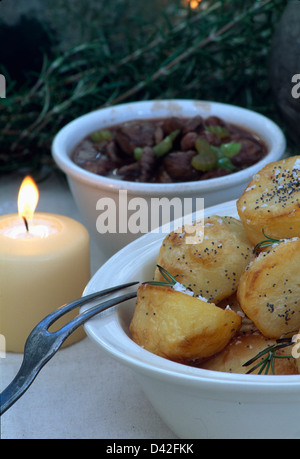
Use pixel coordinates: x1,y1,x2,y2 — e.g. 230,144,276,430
0,359,41,416
0,331,62,416
0,324,67,416
0,290,138,416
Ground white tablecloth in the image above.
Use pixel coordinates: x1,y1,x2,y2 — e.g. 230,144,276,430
0,171,176,439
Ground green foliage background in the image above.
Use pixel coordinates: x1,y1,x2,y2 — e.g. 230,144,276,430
0,0,287,174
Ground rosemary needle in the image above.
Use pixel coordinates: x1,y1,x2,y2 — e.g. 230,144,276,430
253,229,283,254
243,338,294,375
143,265,178,287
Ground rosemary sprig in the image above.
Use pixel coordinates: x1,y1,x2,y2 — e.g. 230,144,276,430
253,229,283,254
242,337,294,375
144,265,178,287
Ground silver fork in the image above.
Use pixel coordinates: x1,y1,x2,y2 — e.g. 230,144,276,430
0,282,138,416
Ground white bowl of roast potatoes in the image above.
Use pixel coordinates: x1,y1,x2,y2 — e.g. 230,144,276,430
83,156,300,439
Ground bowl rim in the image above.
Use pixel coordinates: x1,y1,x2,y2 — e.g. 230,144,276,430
52,99,286,195
82,199,300,392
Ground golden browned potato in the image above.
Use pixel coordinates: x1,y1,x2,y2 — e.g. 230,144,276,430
201,332,299,375
217,294,259,335
129,283,242,363
237,156,300,246
237,238,300,339
154,215,253,304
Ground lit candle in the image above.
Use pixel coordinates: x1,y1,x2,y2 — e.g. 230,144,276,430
183,0,203,9
0,176,90,353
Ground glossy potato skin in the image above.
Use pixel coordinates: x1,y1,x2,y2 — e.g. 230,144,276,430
237,156,300,245
201,332,299,375
129,284,241,363
155,216,253,304
217,294,259,335
237,238,300,338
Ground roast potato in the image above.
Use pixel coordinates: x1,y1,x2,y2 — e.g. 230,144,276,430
154,215,253,304
237,238,300,339
129,283,242,363
237,156,300,245
201,332,299,375
217,294,259,335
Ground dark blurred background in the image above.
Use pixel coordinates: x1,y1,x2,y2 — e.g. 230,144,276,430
0,0,298,175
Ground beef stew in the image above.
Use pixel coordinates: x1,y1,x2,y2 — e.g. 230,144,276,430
70,115,267,183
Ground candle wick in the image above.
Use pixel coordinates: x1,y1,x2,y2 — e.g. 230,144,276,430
22,216,29,232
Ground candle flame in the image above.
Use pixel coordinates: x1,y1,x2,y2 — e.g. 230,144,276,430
18,176,39,220
184,0,202,8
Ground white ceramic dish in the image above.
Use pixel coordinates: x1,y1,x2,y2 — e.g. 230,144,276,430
52,100,286,264
82,200,300,439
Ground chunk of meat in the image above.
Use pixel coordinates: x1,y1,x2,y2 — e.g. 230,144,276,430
230,136,265,168
163,151,201,181
139,147,157,182
115,121,158,155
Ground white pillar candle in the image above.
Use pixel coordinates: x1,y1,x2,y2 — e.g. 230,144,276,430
0,177,90,353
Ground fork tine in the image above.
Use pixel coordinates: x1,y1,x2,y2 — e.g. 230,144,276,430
40,281,139,329
51,290,137,344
